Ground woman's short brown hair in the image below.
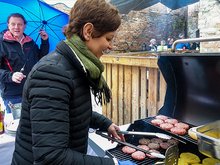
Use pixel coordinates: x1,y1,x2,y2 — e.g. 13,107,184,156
65,0,121,40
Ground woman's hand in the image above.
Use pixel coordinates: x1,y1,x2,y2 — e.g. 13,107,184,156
107,123,125,142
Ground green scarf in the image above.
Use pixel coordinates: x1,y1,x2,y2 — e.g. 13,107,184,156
64,35,111,104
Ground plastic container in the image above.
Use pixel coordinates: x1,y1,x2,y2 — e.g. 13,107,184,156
195,120,220,159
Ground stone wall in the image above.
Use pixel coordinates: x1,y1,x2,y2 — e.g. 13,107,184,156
198,0,220,52
114,3,188,52
54,2,203,52
188,3,199,38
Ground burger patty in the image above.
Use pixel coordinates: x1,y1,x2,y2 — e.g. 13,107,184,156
131,151,146,161
122,146,136,154
167,139,179,145
146,149,160,158
150,137,163,144
148,142,160,150
160,142,172,149
159,123,174,131
170,127,187,135
151,118,164,126
155,115,168,121
139,138,151,145
174,122,189,130
137,145,150,151
165,118,178,125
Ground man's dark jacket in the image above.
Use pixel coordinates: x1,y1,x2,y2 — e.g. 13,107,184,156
0,30,49,99
11,41,115,165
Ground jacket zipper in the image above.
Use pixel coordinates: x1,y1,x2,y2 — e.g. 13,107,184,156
4,57,13,72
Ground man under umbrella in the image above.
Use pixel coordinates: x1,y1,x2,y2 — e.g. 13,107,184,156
0,13,49,118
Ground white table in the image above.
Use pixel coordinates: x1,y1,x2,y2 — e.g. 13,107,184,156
0,134,15,165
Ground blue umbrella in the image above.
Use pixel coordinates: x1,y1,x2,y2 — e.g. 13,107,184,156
0,0,69,52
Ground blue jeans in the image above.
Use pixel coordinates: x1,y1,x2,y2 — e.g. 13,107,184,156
3,97,22,114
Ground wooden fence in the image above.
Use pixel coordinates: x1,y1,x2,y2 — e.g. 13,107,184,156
100,52,166,125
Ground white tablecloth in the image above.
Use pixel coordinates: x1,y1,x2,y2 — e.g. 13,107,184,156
0,134,15,165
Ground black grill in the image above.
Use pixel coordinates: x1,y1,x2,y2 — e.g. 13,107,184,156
105,117,206,165
105,55,220,164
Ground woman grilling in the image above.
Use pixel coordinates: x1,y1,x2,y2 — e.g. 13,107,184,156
11,0,136,165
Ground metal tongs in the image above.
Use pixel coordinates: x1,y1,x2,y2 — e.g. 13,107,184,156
117,130,172,140
96,130,165,159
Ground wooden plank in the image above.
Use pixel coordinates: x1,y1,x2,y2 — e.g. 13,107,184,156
147,68,158,117
101,54,165,125
106,64,112,119
102,63,107,117
118,65,124,125
111,64,118,124
140,67,147,119
131,66,140,122
124,66,132,124
158,72,166,110
101,55,158,68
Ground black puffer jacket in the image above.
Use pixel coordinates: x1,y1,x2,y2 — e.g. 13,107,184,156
0,30,49,99
11,41,115,165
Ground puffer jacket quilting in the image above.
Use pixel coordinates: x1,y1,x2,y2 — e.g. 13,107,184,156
11,42,114,165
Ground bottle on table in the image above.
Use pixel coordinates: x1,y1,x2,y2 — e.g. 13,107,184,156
0,105,4,134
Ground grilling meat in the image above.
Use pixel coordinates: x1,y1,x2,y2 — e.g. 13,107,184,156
148,142,160,150
139,138,151,145
167,139,179,145
151,118,164,126
155,115,168,121
146,150,160,158
131,151,146,161
159,123,174,131
160,142,172,150
150,137,163,144
122,146,136,154
165,118,178,125
137,145,150,151
174,122,189,130
170,127,187,135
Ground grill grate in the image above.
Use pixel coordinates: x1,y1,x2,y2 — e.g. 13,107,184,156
143,117,197,144
106,145,163,165
105,117,203,165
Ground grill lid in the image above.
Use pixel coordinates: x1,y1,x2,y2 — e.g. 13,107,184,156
158,54,220,126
